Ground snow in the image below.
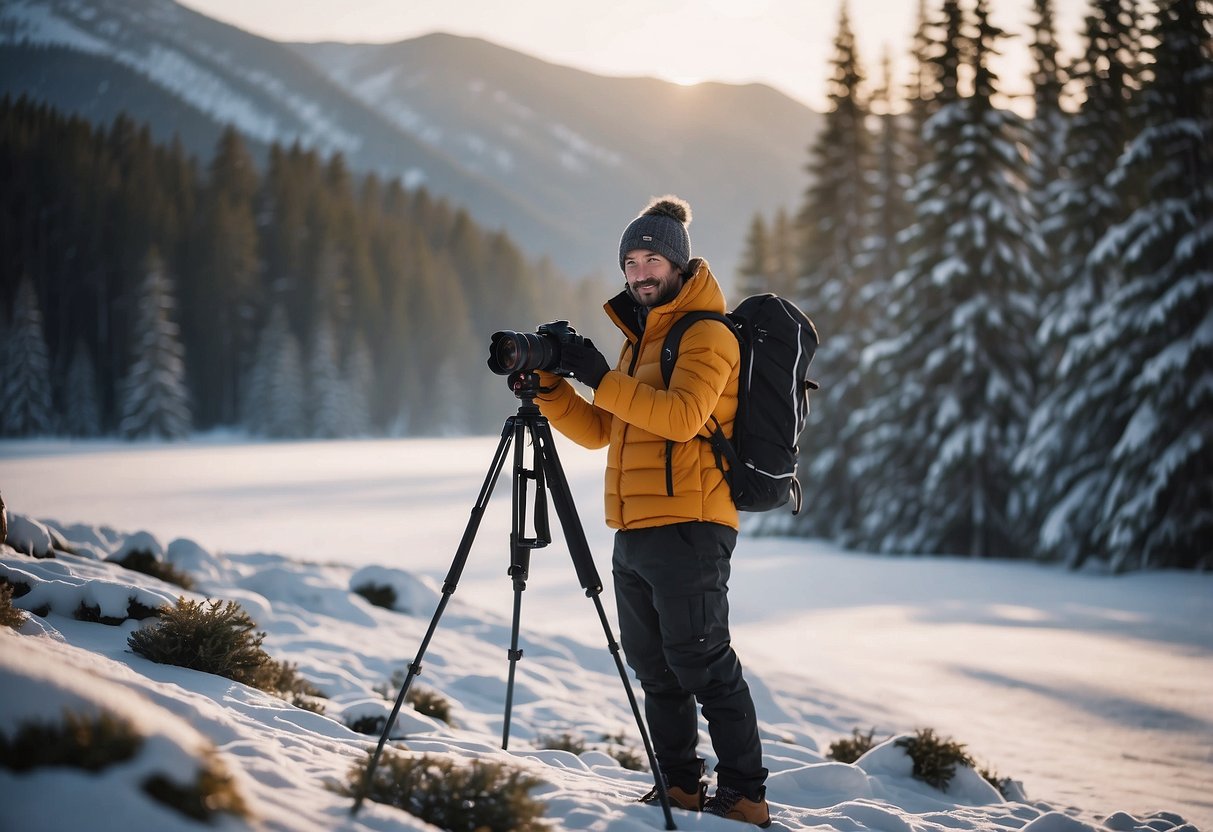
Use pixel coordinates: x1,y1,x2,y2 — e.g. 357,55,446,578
0,0,361,156
2,436,1211,832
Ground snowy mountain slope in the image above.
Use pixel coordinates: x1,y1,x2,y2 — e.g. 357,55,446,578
0,0,821,279
292,34,822,281
0,0,593,276
0,41,249,161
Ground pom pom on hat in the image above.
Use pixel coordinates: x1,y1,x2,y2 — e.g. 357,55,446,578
619,195,693,272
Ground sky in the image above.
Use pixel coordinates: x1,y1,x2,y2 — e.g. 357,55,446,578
2,437,1212,831
176,0,1091,113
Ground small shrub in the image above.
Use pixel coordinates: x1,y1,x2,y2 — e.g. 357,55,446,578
829,727,880,764
978,764,1011,798
598,731,646,771
407,686,451,724
129,598,270,682
895,728,974,792
0,710,142,772
0,707,248,822
607,744,645,771
74,597,162,625
346,714,387,736
128,597,325,710
269,661,327,714
115,549,195,590
538,731,586,754
374,668,409,700
142,751,249,821
353,581,397,611
343,751,546,831
0,580,27,629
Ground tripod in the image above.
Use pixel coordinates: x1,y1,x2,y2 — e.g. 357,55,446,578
351,372,676,829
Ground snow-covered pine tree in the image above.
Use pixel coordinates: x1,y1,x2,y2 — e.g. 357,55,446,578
857,48,914,315
245,304,306,439
793,2,872,539
1026,0,1069,229
117,250,191,440
1039,0,1212,570
842,49,914,547
0,277,54,436
62,338,104,437
769,208,800,299
904,0,940,161
856,0,1043,556
1017,0,1145,565
737,213,773,298
343,334,374,437
309,315,346,438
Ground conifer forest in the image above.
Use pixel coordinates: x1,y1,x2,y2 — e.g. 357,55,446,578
2,0,1210,569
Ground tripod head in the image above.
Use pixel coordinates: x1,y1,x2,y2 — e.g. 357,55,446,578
507,371,545,410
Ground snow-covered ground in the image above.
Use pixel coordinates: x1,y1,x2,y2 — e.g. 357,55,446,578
2,436,1210,831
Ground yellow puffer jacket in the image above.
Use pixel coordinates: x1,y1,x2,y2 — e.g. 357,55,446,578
537,260,740,530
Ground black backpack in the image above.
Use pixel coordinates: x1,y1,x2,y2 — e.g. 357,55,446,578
660,294,819,514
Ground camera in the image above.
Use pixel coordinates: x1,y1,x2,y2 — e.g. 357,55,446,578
488,320,583,376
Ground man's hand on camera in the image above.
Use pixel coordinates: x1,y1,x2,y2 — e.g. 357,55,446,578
563,338,610,388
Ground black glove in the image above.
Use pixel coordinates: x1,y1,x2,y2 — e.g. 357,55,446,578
561,338,610,388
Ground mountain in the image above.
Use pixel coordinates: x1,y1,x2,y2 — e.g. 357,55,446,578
290,34,822,282
0,0,821,281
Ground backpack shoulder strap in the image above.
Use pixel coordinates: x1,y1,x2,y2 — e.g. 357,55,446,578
660,311,734,389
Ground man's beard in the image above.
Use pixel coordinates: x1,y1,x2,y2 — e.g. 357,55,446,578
629,279,682,308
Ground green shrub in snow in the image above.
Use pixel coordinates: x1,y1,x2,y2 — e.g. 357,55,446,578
352,581,397,610
0,709,141,772
343,751,546,832
828,727,880,764
127,597,325,712
895,727,974,792
115,548,195,590
0,580,26,629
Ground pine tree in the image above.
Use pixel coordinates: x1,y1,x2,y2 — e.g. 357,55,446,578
62,338,104,437
308,314,346,438
0,276,54,436
188,127,261,428
245,304,306,439
842,50,914,545
343,334,374,437
769,208,799,299
117,250,191,440
855,0,1043,556
856,48,913,340
737,213,772,297
794,1,873,539
1031,0,1212,569
1026,0,1069,226
1017,0,1146,564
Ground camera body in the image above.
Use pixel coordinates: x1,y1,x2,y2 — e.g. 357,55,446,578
488,320,584,376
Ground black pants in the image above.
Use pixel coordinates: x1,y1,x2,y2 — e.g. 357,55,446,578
612,521,767,799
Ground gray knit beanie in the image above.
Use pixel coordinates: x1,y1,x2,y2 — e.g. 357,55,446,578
618,195,692,273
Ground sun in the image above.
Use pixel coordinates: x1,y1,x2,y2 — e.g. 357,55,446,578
665,75,703,88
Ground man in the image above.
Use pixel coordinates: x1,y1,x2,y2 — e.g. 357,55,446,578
535,195,770,826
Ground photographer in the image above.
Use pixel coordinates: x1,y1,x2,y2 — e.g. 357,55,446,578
534,196,769,826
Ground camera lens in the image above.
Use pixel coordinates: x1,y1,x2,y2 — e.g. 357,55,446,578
488,331,559,375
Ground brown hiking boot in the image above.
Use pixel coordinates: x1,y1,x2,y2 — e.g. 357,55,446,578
704,786,771,827
638,782,705,812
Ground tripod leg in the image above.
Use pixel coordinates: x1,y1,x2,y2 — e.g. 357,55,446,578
502,416,534,749
533,418,678,830
351,419,517,816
